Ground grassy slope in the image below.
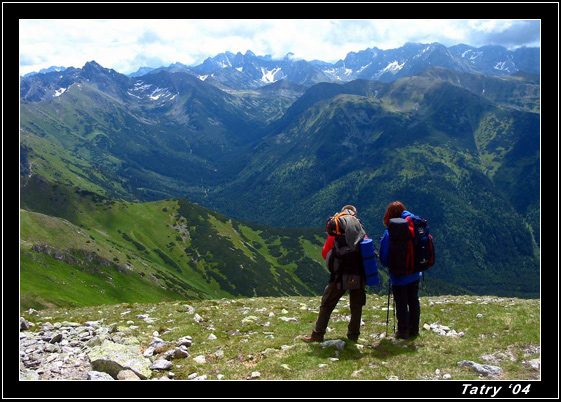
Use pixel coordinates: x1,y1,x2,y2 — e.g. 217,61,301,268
19,294,540,381
20,177,327,310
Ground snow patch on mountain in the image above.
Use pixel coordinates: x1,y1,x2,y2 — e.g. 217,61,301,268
381,61,405,74
132,81,153,91
493,61,512,72
461,50,482,61
53,88,67,97
260,67,282,83
357,63,372,73
129,80,176,102
148,87,167,100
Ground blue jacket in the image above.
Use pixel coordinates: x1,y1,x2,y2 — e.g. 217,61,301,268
379,210,423,286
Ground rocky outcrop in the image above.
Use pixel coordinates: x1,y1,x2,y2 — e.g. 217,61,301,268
19,316,193,380
30,245,127,274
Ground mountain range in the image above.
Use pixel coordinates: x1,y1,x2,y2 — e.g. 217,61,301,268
19,42,540,308
24,42,540,91
179,43,539,89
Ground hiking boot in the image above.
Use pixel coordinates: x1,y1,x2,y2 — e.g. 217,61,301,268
408,329,420,338
302,335,323,343
347,336,358,343
394,330,410,340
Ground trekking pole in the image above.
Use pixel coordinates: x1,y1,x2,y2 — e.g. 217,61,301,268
393,293,396,333
386,276,391,335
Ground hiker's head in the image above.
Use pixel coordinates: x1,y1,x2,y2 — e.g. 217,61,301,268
383,201,406,226
341,205,357,216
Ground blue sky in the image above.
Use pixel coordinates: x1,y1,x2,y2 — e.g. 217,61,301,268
19,19,541,76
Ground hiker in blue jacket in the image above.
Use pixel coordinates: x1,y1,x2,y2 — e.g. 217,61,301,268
379,201,422,339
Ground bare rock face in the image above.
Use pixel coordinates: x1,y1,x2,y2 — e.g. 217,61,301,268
87,340,152,379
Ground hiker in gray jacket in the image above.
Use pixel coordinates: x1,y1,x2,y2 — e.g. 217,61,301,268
303,205,367,343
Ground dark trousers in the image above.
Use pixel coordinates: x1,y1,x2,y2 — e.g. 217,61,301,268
392,280,420,333
312,281,366,340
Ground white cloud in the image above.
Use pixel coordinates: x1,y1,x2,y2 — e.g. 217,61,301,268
19,19,540,76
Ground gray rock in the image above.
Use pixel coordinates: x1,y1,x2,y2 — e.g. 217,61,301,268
149,336,169,350
41,322,55,331
164,346,190,360
44,343,59,353
49,333,63,344
61,321,81,328
480,349,516,364
150,359,173,371
523,358,540,370
20,317,33,331
88,340,152,379
192,355,206,364
176,336,193,347
320,339,346,350
85,334,108,347
87,370,115,381
248,371,260,379
457,360,503,378
117,369,142,380
522,344,540,357
19,361,40,381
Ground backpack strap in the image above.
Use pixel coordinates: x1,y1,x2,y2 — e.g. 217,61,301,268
405,216,416,272
332,211,359,236
335,212,344,236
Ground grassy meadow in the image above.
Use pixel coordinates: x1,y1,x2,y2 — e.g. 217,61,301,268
19,293,540,381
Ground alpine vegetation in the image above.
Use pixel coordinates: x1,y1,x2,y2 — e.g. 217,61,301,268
19,294,540,381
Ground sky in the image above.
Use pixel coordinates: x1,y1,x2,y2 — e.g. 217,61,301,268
19,19,541,76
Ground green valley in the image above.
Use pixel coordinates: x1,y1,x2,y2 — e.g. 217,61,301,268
19,63,540,305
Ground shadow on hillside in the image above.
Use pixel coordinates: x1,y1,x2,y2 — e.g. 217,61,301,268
302,336,423,362
368,338,421,359
303,339,365,361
